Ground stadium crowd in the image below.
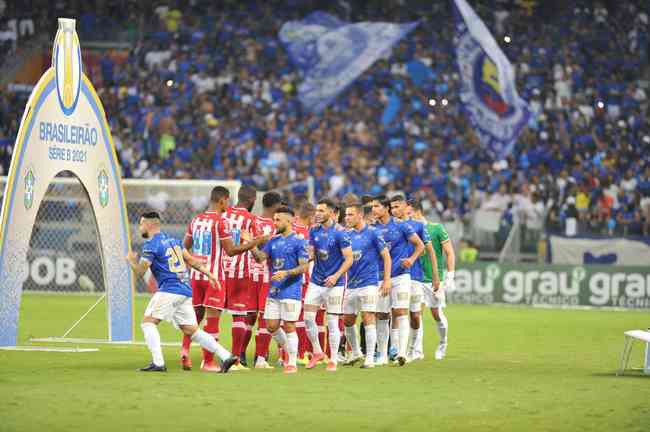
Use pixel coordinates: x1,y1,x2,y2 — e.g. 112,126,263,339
0,0,649,238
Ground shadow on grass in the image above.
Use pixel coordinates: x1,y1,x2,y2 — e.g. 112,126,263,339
591,371,650,379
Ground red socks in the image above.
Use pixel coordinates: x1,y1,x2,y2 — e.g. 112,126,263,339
255,316,271,359
231,315,247,360
202,316,220,364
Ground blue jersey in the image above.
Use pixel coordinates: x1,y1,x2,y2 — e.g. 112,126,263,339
309,223,352,287
347,225,387,289
262,233,309,301
374,217,416,278
141,232,192,297
403,219,430,282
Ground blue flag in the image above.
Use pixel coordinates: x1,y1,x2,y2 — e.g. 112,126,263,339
381,90,402,126
453,0,530,158
280,12,418,113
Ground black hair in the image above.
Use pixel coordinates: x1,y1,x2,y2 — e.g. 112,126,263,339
275,206,294,216
317,198,337,210
361,194,374,205
373,195,391,209
297,201,315,218
390,195,406,203
141,211,161,220
237,185,257,204
262,191,283,209
408,198,422,211
210,186,230,203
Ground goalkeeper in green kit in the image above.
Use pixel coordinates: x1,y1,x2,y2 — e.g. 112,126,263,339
410,200,456,360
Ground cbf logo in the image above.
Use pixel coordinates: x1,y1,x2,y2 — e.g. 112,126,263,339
352,250,362,262
24,168,35,209
53,18,82,116
273,258,285,271
317,249,329,261
98,168,109,207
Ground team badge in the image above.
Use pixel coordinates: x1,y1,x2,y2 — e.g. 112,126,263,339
23,168,35,210
98,168,109,207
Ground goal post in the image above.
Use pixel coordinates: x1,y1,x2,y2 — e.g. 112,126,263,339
0,18,135,346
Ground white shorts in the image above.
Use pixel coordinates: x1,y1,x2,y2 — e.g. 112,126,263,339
144,292,197,328
376,273,411,313
264,298,301,322
343,286,377,315
423,282,447,308
304,282,344,314
410,280,425,313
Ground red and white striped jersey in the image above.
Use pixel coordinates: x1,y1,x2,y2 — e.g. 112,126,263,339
292,222,311,285
249,215,275,283
220,206,255,279
185,211,231,281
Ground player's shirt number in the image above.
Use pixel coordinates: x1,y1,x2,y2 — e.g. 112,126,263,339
166,245,187,274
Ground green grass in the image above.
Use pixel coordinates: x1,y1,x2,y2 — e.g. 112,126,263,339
1,293,650,432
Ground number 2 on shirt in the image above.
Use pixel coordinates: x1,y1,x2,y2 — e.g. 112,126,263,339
166,245,187,274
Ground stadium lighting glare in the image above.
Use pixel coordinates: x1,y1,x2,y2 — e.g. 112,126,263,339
166,80,174,87
441,98,449,106
504,35,511,43
428,98,437,106
597,101,604,109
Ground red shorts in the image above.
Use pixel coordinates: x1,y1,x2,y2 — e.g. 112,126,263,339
224,277,255,315
253,280,270,313
191,279,225,310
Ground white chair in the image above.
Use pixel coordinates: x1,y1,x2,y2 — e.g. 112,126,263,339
617,330,650,376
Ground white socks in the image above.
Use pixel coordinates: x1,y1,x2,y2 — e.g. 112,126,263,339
436,309,448,344
376,319,390,359
415,324,424,354
390,326,399,354
364,324,377,364
286,331,298,367
272,327,288,349
304,311,322,354
191,328,231,361
141,322,164,366
327,314,341,364
396,315,410,358
344,325,362,357
409,323,420,354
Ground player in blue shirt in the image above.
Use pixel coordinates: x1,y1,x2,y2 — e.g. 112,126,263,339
251,207,309,374
342,202,392,369
127,211,239,373
371,195,424,366
303,199,353,372
391,196,439,363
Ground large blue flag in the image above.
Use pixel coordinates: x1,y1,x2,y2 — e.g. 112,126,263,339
453,0,530,158
280,12,418,114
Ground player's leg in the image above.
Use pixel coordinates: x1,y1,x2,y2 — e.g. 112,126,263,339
359,285,378,368
431,305,448,359
304,283,327,368
280,300,301,374
254,281,273,369
240,278,258,365
198,280,225,371
391,274,411,366
139,292,168,371
174,294,238,373
296,306,309,364
325,285,345,372
375,280,391,366
226,278,250,370
407,281,423,362
265,298,288,368
181,280,207,370
342,288,361,366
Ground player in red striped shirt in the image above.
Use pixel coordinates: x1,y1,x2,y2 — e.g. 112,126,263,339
220,185,259,370
247,191,283,368
181,186,268,372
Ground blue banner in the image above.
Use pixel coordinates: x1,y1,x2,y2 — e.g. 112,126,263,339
453,0,530,158
280,12,418,113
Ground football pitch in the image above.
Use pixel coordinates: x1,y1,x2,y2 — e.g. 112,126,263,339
1,294,649,432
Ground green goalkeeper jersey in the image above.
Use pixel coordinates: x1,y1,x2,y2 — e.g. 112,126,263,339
421,222,449,282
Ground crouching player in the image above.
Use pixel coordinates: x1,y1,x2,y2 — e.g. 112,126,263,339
342,203,392,368
127,211,238,373
251,207,310,374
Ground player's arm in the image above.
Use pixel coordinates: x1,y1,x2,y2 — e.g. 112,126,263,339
126,251,151,279
272,257,309,282
250,246,268,263
324,246,353,288
401,233,424,269
442,239,456,289
183,234,193,250
181,249,221,289
379,247,392,296
222,235,269,257
425,241,441,290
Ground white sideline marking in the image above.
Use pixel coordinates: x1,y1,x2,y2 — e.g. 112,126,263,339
0,346,99,352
